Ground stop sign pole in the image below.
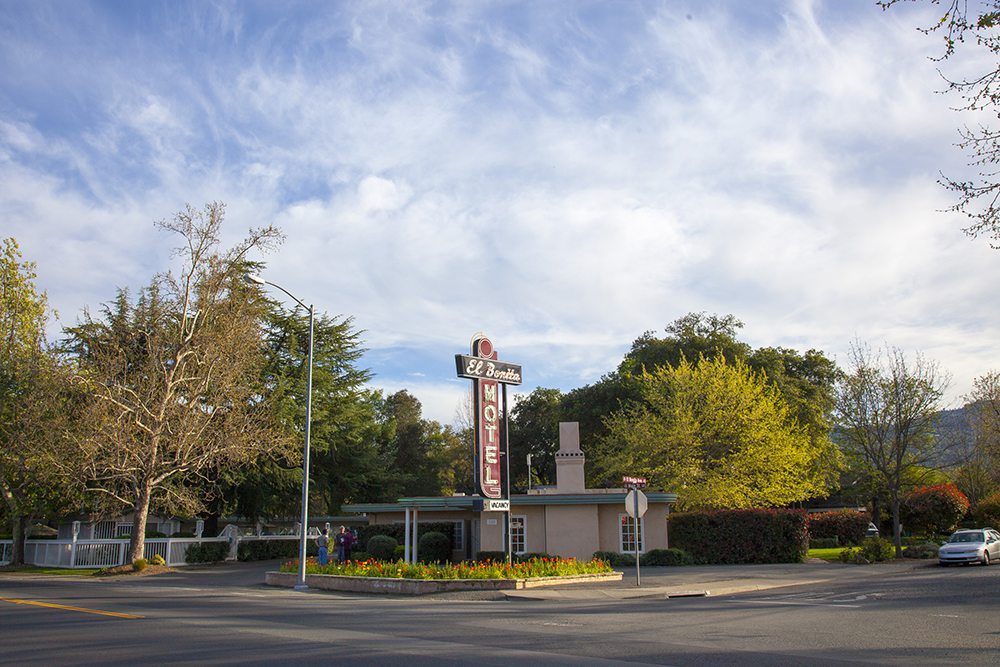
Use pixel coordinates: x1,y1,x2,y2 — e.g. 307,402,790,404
623,476,648,587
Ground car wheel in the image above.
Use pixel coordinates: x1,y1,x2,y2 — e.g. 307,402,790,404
982,551,990,566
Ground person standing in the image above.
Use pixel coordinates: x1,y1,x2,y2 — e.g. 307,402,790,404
335,525,355,563
316,528,330,566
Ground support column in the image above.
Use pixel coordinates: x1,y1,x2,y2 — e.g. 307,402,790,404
404,508,411,563
412,508,419,564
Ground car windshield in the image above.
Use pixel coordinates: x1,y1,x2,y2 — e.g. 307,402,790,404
948,532,984,543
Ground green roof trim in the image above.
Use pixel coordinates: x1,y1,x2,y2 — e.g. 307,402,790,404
342,492,678,514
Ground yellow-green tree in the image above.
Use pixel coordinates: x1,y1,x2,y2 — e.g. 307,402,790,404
0,238,80,564
597,355,840,509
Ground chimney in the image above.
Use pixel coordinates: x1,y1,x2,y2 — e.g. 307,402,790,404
555,422,586,493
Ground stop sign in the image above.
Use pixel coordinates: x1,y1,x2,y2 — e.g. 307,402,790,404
625,489,648,518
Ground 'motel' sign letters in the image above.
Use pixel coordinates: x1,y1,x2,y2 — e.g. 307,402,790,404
456,337,522,500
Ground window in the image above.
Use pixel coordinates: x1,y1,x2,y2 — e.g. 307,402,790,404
452,521,465,551
619,514,645,554
511,515,526,554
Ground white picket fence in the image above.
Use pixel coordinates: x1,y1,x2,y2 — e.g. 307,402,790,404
0,534,301,569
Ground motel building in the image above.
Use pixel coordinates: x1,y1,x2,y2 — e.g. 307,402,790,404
343,422,678,562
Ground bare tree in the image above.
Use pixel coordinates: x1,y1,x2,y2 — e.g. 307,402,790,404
881,0,1000,245
67,203,293,564
835,342,950,556
966,370,1000,478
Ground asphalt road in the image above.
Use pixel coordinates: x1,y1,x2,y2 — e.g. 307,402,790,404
2,560,998,665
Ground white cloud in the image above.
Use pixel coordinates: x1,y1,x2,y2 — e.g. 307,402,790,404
0,0,997,425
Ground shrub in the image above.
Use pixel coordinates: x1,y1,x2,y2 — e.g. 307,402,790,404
356,522,455,551
417,531,452,563
971,490,1000,527
592,551,635,567
237,539,303,561
393,545,405,559
641,548,692,566
348,551,370,562
186,542,229,563
900,484,970,536
366,535,399,561
903,542,939,559
809,537,840,549
132,558,148,572
670,509,808,564
806,511,870,546
150,554,166,566
840,536,895,564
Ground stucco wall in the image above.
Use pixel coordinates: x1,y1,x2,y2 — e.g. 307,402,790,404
544,505,600,560
479,511,505,552
597,503,669,553
520,506,547,554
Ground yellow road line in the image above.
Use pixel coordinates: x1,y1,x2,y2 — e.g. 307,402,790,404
0,597,144,619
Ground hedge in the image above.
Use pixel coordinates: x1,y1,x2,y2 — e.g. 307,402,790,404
186,541,230,563
355,522,456,551
641,548,692,566
806,511,870,547
592,549,692,566
237,538,317,562
670,509,808,564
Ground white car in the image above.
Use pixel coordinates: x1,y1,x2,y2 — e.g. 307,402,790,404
938,528,1000,566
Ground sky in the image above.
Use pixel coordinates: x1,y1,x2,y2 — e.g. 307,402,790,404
2,0,998,426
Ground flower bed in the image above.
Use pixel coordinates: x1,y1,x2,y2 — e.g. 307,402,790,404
266,557,622,595
280,556,612,579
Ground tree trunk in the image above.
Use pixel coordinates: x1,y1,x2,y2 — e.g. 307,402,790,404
10,513,27,566
128,480,153,564
890,498,902,558
868,495,881,531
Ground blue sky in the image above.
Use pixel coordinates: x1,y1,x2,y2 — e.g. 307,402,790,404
2,0,998,425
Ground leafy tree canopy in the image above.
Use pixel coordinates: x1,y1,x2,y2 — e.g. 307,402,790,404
64,202,290,562
596,355,838,509
0,238,81,563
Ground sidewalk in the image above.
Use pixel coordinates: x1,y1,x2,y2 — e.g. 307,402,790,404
502,559,931,601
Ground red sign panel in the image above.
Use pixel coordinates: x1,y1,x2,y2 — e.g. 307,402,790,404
622,475,648,490
474,337,502,499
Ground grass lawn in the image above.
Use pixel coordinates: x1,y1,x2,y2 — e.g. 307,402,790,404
0,566,101,576
807,547,848,562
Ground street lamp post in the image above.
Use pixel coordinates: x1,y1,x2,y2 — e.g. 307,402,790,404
245,274,314,591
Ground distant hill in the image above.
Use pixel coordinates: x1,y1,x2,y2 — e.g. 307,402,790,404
930,406,975,468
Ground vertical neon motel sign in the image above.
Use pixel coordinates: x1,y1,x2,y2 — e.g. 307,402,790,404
455,335,522,499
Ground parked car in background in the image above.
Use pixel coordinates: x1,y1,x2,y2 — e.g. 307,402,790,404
865,522,879,538
938,528,1000,566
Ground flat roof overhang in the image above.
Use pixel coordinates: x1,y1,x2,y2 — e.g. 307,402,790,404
343,492,678,514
